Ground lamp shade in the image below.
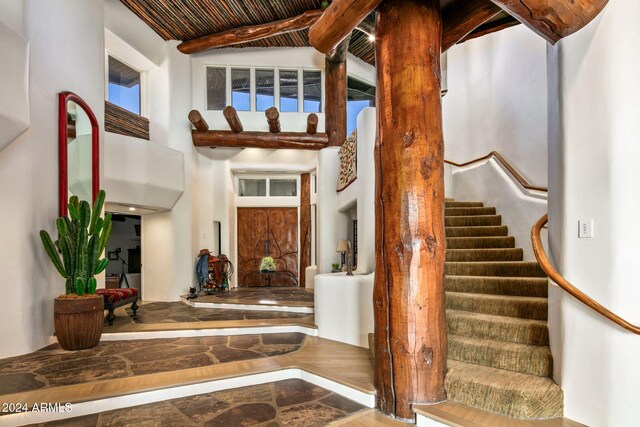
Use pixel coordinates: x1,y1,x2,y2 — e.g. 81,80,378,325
336,240,349,252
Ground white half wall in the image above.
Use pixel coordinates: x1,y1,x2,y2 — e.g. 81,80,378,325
0,19,29,152
547,2,640,425
443,25,548,187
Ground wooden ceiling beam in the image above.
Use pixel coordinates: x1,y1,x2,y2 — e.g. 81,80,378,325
192,131,328,150
489,0,609,44
459,15,520,45
177,9,323,54
309,0,384,54
442,0,502,52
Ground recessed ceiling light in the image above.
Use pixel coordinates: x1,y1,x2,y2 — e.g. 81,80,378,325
129,207,136,212
368,34,375,42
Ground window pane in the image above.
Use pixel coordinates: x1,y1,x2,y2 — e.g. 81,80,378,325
279,70,298,112
108,56,141,115
239,179,266,197
303,70,322,113
347,76,376,135
231,68,251,111
255,69,275,111
207,67,226,110
270,179,297,197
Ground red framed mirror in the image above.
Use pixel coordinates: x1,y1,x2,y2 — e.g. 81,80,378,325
59,92,99,216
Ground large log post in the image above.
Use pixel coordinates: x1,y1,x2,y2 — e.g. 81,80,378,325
374,0,447,420
325,37,350,147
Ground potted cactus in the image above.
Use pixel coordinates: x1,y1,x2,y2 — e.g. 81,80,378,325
40,190,112,350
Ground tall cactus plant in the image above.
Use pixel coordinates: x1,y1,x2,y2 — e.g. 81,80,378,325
40,190,112,295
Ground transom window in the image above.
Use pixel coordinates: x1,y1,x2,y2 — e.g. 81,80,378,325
206,66,323,113
347,76,376,135
237,177,298,197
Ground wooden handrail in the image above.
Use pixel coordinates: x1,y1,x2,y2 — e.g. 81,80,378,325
445,151,548,192
532,214,640,334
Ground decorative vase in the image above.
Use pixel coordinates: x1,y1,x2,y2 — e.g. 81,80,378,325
53,295,104,351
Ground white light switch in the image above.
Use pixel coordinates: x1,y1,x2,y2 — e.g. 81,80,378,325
578,219,594,238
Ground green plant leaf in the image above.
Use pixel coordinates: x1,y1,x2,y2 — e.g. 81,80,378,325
75,277,85,295
94,258,109,275
39,230,66,278
87,277,97,294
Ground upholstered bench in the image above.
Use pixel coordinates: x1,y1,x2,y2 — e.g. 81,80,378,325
96,288,139,326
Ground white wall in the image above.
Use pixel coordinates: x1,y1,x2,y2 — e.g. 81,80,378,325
443,25,548,187
547,2,640,425
0,0,105,358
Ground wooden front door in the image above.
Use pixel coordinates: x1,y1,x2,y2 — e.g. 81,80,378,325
237,207,298,287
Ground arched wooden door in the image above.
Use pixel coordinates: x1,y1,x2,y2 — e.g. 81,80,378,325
237,207,298,287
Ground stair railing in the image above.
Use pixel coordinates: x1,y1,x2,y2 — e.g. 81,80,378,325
532,214,640,334
445,151,548,192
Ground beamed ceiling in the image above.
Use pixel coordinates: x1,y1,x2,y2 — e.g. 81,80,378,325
120,0,518,65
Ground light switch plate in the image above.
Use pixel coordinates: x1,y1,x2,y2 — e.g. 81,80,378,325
578,219,594,238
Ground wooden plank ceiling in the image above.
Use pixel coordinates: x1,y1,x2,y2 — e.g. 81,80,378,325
120,0,518,65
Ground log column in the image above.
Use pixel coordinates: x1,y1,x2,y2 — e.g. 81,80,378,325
373,0,446,420
325,37,350,147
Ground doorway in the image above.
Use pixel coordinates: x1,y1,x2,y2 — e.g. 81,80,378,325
105,213,142,292
237,207,298,287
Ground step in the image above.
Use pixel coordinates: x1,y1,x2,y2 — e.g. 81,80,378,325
446,292,547,320
445,225,509,237
446,309,549,346
448,335,553,377
446,248,523,262
446,215,502,227
445,207,497,217
446,237,515,249
445,360,563,419
446,276,548,297
445,261,546,277
445,201,484,208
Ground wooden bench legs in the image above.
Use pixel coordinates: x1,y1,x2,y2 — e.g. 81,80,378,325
105,297,139,326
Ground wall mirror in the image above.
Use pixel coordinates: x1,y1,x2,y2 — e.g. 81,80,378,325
59,92,99,216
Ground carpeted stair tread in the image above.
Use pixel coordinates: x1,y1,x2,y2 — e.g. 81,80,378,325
445,201,484,208
448,335,553,377
445,360,563,419
446,215,502,227
445,261,546,277
446,309,549,346
445,207,497,216
446,292,547,320
446,248,523,262
446,276,548,297
445,225,509,237
446,236,515,249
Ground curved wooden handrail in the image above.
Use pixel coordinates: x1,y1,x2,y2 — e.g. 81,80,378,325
445,151,548,192
532,214,640,334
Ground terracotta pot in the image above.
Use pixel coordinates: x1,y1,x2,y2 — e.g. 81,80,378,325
54,295,104,351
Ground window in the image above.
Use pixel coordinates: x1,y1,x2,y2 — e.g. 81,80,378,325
347,76,376,135
207,67,226,110
108,56,141,115
303,70,322,113
238,179,266,197
279,70,299,112
270,179,297,197
255,69,275,111
231,68,251,111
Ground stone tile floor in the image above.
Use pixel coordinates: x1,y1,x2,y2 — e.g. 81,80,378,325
27,379,366,426
122,302,311,324
0,333,305,395
194,287,315,306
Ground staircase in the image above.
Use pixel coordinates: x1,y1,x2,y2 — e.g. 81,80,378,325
444,200,563,419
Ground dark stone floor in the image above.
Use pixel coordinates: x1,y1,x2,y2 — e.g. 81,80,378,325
124,302,311,324
0,334,305,395
29,379,366,426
